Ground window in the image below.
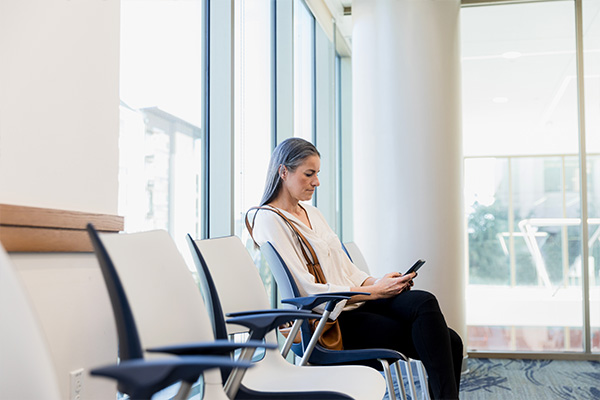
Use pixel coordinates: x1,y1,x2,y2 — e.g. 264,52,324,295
293,0,315,142
234,0,273,239
583,0,600,352
119,0,203,255
461,0,589,352
233,0,274,296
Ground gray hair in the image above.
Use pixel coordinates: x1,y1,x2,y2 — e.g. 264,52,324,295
260,138,320,206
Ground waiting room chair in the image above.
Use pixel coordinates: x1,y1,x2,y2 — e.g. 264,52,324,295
0,242,61,400
261,240,417,400
343,241,430,400
87,225,260,400
188,234,388,400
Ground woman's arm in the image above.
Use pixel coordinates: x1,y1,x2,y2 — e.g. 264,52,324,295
347,272,416,303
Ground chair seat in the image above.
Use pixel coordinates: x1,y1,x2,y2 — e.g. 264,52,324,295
242,349,386,400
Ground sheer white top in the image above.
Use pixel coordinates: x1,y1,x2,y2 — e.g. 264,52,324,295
252,203,369,319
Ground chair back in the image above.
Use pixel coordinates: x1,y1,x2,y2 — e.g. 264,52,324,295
342,242,371,274
0,243,61,400
88,227,216,354
260,241,314,356
87,225,144,361
261,242,302,302
189,236,272,337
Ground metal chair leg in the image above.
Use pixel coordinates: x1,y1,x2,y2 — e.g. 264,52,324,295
405,358,418,400
415,360,430,400
392,361,407,400
173,381,193,400
379,359,397,400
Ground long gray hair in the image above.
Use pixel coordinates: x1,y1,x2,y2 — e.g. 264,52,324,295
260,138,320,206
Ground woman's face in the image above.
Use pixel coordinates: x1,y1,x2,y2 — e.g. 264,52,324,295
281,155,321,202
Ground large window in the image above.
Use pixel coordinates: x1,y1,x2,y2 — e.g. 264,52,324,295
462,0,600,354
294,0,315,142
583,0,600,352
119,0,203,255
233,0,274,293
234,0,272,240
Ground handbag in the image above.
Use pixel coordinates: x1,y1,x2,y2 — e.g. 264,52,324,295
245,206,344,351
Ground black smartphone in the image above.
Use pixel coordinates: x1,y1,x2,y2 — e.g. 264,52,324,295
403,259,425,276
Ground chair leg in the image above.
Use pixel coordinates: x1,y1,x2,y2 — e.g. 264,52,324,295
415,360,430,400
392,361,407,400
172,381,193,400
378,359,397,400
280,319,302,358
405,359,418,400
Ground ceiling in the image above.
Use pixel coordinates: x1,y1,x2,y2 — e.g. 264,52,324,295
321,0,600,157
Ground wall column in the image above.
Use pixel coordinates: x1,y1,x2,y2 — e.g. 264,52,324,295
352,0,465,338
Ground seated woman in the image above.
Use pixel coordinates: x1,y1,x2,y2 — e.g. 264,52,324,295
247,137,463,400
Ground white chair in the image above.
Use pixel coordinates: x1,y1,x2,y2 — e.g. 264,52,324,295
88,227,261,400
343,241,431,400
0,242,61,400
189,235,388,400
90,226,373,399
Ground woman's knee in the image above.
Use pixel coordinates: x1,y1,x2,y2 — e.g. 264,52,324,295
409,290,442,313
449,328,464,355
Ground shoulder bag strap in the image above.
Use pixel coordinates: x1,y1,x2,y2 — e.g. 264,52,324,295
245,206,327,284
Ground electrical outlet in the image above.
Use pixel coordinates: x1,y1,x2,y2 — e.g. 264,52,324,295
69,368,84,400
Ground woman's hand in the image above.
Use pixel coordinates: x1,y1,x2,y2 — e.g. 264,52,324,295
371,272,416,299
351,272,416,302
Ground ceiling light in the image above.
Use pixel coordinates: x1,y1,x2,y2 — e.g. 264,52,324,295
502,51,522,60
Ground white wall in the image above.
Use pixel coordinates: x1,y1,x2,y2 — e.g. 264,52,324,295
0,1,121,398
0,0,120,214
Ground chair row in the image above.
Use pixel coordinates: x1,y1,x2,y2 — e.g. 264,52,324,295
1,226,429,399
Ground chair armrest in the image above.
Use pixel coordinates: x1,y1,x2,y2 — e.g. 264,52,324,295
226,309,315,318
91,356,252,399
146,339,277,356
309,346,408,365
226,310,322,342
314,291,370,297
281,295,351,312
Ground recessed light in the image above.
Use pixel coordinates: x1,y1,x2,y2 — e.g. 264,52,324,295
502,51,522,60
493,97,509,104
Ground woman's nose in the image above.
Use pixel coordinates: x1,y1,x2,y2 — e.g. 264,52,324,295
313,176,320,187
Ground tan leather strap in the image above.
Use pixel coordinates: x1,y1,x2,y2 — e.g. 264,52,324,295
245,206,327,284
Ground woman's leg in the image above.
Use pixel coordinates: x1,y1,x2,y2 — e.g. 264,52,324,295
338,290,462,400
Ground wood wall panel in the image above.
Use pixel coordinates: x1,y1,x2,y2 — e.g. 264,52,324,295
0,204,124,252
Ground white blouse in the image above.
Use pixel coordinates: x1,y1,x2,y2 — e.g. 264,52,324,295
252,203,370,319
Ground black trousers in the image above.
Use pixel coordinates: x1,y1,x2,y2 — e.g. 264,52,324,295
337,290,463,400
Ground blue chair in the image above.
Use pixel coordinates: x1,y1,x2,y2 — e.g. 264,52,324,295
87,224,259,400
262,241,416,400
188,234,388,400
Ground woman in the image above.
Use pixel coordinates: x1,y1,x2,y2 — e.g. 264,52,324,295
248,137,463,399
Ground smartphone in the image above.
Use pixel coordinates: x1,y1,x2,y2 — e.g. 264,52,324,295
403,259,425,276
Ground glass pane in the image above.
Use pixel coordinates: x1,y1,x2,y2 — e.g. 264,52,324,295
583,0,600,353
462,1,583,352
314,22,336,228
119,0,203,256
293,0,314,141
233,0,273,296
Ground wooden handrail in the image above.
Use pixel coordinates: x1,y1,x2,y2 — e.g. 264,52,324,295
0,204,124,252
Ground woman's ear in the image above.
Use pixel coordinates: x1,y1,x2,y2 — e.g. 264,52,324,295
279,165,287,180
